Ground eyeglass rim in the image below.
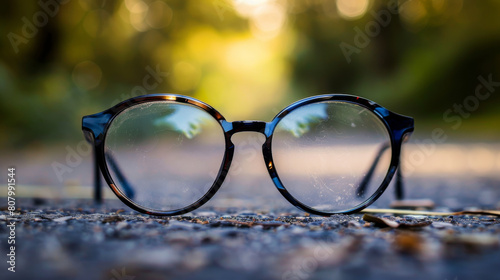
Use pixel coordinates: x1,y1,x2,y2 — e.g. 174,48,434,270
82,93,414,216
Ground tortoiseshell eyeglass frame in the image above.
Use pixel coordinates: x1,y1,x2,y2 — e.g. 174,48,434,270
82,94,414,216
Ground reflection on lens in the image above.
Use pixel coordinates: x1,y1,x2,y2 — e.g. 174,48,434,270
105,101,225,212
272,101,391,212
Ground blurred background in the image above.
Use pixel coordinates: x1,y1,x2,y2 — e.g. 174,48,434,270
1,0,500,207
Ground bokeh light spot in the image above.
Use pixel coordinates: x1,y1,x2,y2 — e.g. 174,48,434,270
400,0,428,31
233,0,286,40
233,0,271,17
250,2,286,40
127,0,149,32
146,1,173,29
72,61,103,90
336,0,370,20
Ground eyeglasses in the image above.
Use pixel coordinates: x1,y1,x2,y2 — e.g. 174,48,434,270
82,94,414,216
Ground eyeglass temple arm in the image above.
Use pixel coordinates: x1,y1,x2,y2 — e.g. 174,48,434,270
356,141,405,200
91,145,135,203
92,145,102,203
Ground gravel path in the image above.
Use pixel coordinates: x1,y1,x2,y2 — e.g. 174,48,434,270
2,142,500,280
1,197,500,280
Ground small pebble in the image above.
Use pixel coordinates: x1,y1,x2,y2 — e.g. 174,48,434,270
53,216,73,223
432,222,454,229
115,221,130,230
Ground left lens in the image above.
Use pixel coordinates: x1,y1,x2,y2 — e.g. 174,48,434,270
271,101,392,213
104,101,226,212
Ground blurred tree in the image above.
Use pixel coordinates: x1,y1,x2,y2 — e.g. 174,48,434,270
0,0,499,149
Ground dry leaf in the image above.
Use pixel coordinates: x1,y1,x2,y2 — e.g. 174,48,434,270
362,214,432,228
362,214,399,228
399,220,432,228
361,208,500,217
451,210,500,217
223,219,286,229
102,216,125,223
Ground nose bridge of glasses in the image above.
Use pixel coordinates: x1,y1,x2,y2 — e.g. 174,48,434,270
223,120,268,136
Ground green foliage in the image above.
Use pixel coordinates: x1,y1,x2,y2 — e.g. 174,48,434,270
1,0,499,149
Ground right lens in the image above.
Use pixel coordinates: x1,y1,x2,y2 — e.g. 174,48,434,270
104,101,226,212
271,101,392,213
